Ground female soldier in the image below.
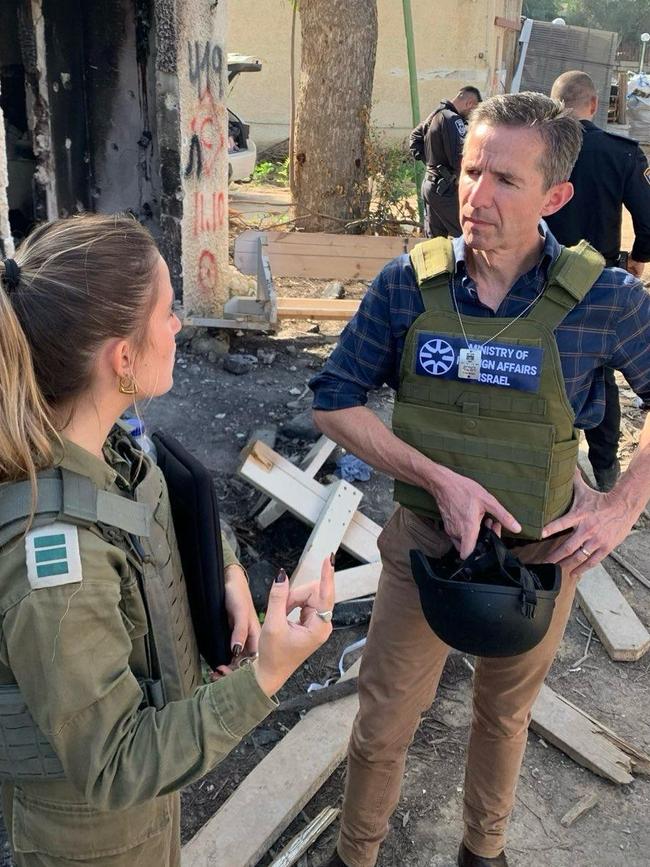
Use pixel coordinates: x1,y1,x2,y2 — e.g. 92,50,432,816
0,214,334,866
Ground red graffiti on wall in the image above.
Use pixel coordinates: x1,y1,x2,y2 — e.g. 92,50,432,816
185,92,226,179
197,249,218,294
193,191,226,236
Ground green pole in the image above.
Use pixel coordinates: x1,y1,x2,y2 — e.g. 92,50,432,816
402,0,424,227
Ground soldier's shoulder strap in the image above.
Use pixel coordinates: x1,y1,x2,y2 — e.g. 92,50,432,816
0,469,151,548
530,240,605,330
409,237,455,312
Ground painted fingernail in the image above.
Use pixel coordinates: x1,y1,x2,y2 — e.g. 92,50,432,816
232,644,243,657
330,552,336,566
275,568,288,583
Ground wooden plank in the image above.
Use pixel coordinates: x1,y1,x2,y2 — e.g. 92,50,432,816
256,436,337,529
291,479,362,589
334,562,381,603
576,564,650,661
276,297,360,320
531,684,650,784
182,660,361,867
238,441,381,564
234,230,417,279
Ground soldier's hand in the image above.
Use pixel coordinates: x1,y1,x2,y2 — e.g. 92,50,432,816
210,565,260,680
428,465,521,559
627,258,646,279
253,557,335,697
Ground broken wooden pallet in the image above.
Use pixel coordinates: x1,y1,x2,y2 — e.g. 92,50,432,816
576,564,650,661
531,683,650,784
255,436,337,529
238,440,381,564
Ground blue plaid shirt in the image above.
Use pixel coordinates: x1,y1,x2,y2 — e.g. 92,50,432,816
310,228,650,428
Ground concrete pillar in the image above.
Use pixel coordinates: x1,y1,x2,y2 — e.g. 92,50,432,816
176,0,229,316
0,93,15,258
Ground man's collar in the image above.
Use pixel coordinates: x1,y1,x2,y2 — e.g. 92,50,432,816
452,224,560,277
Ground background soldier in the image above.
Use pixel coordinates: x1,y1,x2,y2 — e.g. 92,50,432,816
410,87,481,239
546,70,650,491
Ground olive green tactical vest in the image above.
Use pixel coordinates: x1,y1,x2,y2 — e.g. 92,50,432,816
392,237,604,539
0,429,201,781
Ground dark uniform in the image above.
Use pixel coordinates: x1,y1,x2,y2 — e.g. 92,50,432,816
546,120,650,483
409,101,467,238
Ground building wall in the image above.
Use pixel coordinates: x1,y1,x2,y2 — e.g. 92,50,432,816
227,0,523,152
176,0,230,315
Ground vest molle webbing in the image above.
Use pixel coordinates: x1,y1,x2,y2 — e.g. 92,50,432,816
393,237,604,540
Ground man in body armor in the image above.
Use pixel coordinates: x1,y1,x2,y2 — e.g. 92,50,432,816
311,92,650,867
410,87,482,238
546,70,650,492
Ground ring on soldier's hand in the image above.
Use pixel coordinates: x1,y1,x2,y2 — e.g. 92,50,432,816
316,610,333,623
579,545,592,558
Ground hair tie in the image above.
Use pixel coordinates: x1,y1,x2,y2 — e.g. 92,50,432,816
2,259,21,293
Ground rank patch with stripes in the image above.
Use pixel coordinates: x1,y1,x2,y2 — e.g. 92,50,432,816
25,522,83,589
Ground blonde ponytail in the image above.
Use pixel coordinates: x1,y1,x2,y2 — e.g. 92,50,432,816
0,214,159,489
0,262,56,484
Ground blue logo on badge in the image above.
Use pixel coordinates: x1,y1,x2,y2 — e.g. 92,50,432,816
418,338,456,375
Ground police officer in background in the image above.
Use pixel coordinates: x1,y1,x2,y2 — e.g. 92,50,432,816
546,70,650,491
409,87,482,238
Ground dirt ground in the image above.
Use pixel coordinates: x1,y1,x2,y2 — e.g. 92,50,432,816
0,197,648,867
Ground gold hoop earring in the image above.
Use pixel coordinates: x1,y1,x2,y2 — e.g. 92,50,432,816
118,374,138,395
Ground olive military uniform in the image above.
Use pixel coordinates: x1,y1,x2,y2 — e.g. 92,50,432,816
0,436,275,866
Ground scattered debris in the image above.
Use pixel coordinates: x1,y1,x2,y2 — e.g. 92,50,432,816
335,453,373,482
323,280,345,299
223,353,258,375
268,806,340,867
560,792,599,827
608,548,650,591
280,409,320,441
277,677,359,715
257,347,277,366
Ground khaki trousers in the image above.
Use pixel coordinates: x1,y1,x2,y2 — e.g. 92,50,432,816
338,507,578,867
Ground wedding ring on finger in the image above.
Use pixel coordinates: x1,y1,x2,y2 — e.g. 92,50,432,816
316,610,333,623
579,545,592,559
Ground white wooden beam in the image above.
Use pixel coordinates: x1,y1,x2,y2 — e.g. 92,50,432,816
256,436,337,529
291,479,362,589
238,441,381,564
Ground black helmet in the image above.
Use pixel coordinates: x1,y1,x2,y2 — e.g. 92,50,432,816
410,527,561,657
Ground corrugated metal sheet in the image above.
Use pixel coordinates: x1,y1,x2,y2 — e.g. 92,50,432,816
518,21,618,129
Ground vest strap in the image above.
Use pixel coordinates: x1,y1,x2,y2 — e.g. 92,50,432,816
409,238,455,313
0,470,151,547
527,241,604,330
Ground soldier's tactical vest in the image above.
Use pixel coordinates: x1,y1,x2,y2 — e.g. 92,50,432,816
393,237,604,539
0,427,202,780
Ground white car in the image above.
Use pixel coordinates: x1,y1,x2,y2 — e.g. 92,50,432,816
228,54,261,182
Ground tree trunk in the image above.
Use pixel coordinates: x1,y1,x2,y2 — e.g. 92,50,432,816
291,0,377,233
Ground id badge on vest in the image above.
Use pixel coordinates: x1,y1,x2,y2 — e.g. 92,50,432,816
458,348,482,381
